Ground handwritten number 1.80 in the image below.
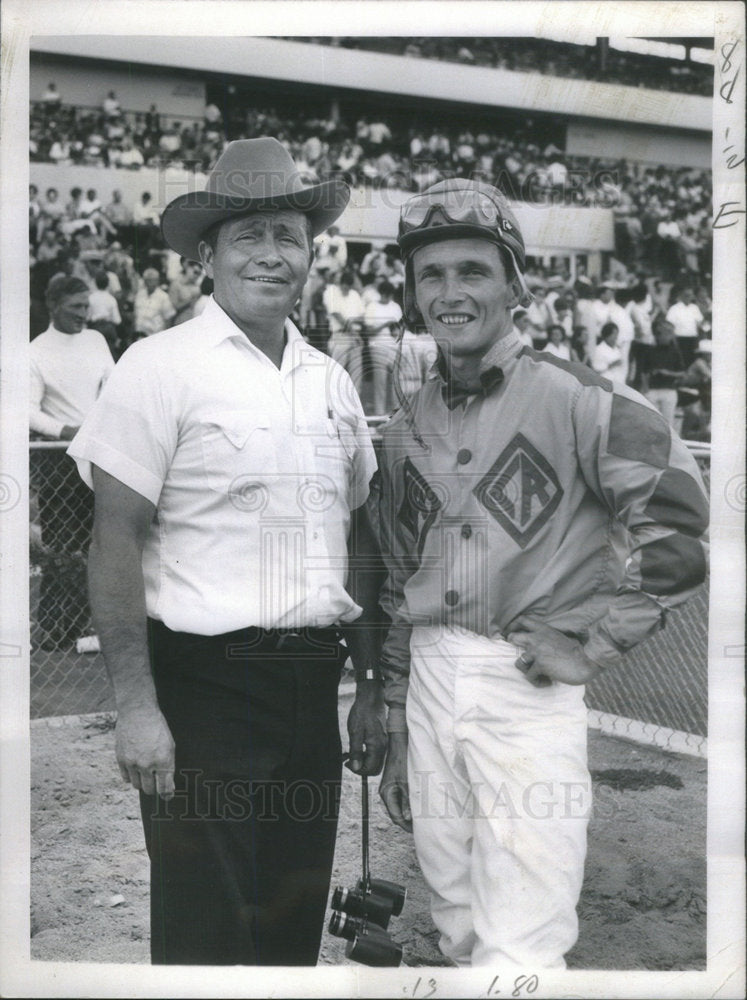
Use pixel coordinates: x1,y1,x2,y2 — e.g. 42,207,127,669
485,973,539,996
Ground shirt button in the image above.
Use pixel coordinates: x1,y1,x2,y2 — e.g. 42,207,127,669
445,590,459,607
461,524,472,539
457,448,472,465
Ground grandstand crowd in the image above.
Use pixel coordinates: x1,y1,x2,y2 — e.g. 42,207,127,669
285,36,714,97
30,87,713,280
30,69,713,440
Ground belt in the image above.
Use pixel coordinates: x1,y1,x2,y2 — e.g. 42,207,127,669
226,625,343,659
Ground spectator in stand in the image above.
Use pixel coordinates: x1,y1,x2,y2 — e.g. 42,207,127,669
30,275,115,649
542,323,574,361
526,284,555,342
88,269,123,355
314,233,346,280
168,259,204,326
113,135,146,170
571,325,592,365
392,325,438,402
42,81,62,113
590,282,635,380
555,298,575,340
133,267,176,339
105,242,139,302
655,209,681,281
35,227,64,264
544,275,567,314
510,308,534,348
102,90,122,121
591,322,625,384
365,280,403,415
666,285,704,368
626,283,655,345
323,270,365,391
679,339,712,441
158,122,183,164
38,187,66,236
80,188,102,220
132,192,160,265
636,318,685,428
104,188,133,235
360,240,390,281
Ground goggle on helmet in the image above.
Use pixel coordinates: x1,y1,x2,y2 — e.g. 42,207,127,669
397,179,533,326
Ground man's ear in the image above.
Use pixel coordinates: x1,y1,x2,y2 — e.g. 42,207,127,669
198,241,214,279
507,278,522,309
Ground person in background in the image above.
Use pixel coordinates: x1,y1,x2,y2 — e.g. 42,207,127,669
323,270,365,392
526,284,555,341
679,339,712,441
636,318,685,428
365,279,403,415
132,192,160,266
30,276,114,650
510,308,534,348
542,323,573,361
590,282,634,382
104,189,133,236
87,270,123,357
666,285,704,369
133,268,175,339
591,322,625,384
168,259,204,326
626,283,655,346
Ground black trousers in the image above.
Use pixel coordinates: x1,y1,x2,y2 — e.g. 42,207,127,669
140,619,345,965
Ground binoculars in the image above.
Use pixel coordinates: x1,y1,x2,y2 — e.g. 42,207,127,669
328,907,404,967
328,776,407,966
331,877,406,929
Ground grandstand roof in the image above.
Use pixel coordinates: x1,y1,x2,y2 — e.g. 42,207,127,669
31,35,713,133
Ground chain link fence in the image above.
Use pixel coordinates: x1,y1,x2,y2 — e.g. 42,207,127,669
30,442,110,719
29,441,711,755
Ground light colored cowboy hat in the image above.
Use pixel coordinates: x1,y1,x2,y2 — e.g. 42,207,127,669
161,138,350,261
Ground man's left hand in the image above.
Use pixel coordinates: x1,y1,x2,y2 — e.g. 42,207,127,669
506,616,601,687
346,681,387,776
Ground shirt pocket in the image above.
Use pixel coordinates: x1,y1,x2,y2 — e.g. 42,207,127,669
199,410,278,495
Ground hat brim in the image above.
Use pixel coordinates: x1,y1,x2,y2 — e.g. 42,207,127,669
160,179,350,261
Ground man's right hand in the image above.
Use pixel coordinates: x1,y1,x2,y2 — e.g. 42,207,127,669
379,733,412,832
115,702,175,800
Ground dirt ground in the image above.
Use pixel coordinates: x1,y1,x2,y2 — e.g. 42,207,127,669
29,692,706,970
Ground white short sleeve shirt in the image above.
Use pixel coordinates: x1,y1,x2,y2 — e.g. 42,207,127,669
68,297,378,634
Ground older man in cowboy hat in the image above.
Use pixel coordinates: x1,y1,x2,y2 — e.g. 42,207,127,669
69,138,386,966
375,178,708,967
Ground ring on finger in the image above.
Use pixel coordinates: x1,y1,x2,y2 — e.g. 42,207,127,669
518,651,534,668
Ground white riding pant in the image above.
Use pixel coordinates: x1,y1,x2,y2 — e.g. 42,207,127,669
406,625,590,968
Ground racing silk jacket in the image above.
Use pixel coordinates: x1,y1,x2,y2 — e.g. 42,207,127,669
374,331,709,718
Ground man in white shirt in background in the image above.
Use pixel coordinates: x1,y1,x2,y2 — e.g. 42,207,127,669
322,270,365,391
591,322,625,384
510,308,534,348
666,285,704,368
133,268,176,339
30,275,114,649
590,282,635,383
365,279,403,415
87,270,123,356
